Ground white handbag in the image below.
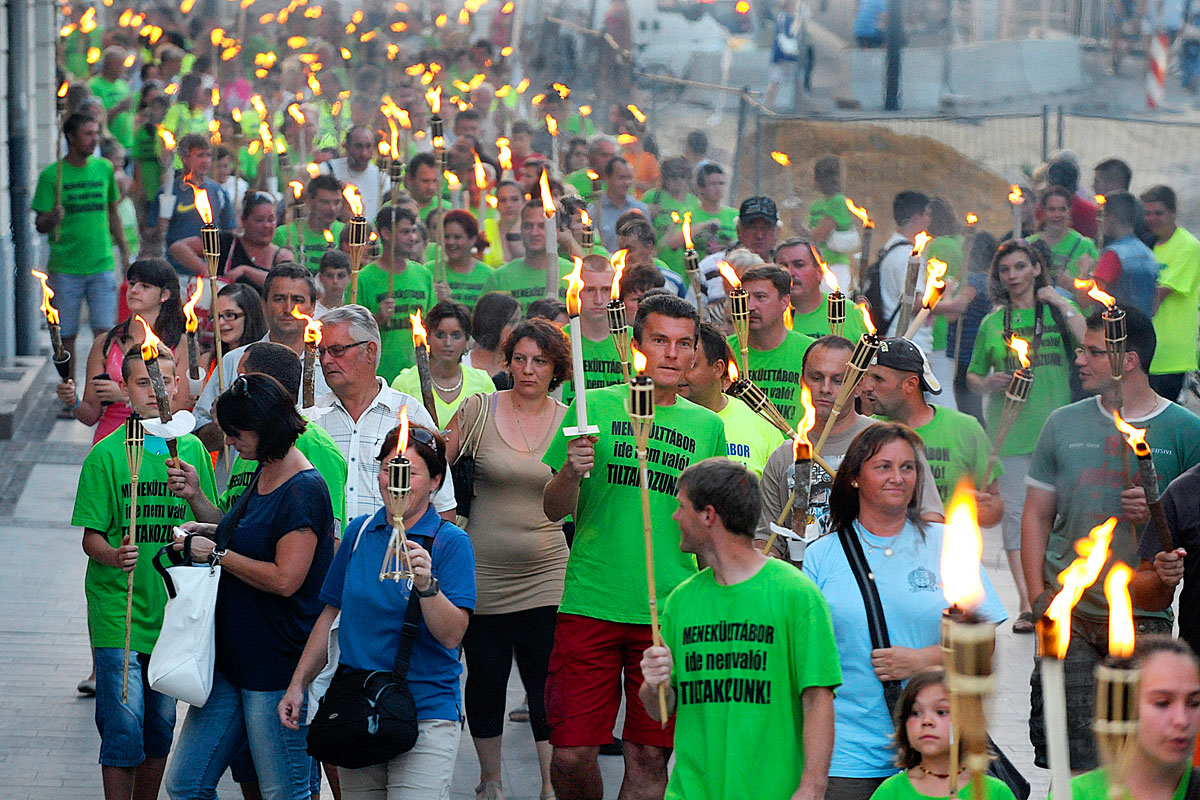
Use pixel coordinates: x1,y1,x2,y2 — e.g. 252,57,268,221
148,543,220,707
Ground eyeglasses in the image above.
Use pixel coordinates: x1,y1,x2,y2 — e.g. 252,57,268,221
317,340,369,358
218,311,246,322
1074,346,1108,359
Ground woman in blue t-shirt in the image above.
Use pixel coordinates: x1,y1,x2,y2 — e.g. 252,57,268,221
166,373,335,800
279,423,476,799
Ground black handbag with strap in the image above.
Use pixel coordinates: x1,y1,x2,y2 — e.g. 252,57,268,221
836,525,1030,800
305,520,446,769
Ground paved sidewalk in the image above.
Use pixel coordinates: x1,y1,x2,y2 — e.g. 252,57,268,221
1,381,1046,800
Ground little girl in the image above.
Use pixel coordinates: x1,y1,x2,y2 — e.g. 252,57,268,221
871,669,1017,800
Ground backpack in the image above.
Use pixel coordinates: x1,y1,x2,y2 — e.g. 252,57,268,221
860,239,911,334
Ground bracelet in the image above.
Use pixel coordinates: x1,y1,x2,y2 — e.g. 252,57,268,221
72,395,80,410
209,548,226,568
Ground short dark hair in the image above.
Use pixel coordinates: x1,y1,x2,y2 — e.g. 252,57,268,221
454,108,481,126
620,265,665,297
1105,191,1138,228
377,423,447,489
685,130,708,155
1140,184,1177,212
376,203,417,231
263,262,318,303
63,112,95,138
427,300,472,340
503,318,572,391
696,163,724,188
740,265,791,298
527,297,568,322
813,155,841,194
407,151,437,176
242,341,302,400
678,458,761,538
510,120,533,137
307,173,342,197
603,156,628,178
319,249,351,273
696,322,732,367
828,423,926,535
177,132,210,157
242,190,279,221
215,373,307,462
632,293,699,344
1094,158,1133,191
801,334,854,374
472,292,521,350
121,345,177,383
892,191,930,226
1047,159,1080,193
618,217,656,248
1085,306,1155,374
892,669,949,769
1040,184,1073,208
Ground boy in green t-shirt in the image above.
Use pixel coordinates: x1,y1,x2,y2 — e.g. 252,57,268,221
73,348,217,799
640,458,840,800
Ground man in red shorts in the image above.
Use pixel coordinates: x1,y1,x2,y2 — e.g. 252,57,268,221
543,293,729,800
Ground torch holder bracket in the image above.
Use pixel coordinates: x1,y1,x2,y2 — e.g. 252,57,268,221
1004,369,1034,403
53,351,72,380
564,424,601,440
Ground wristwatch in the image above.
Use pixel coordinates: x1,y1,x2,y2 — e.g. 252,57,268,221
415,576,440,598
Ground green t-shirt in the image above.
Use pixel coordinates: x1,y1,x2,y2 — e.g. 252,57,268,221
926,235,964,351
73,431,217,653
425,258,492,310
391,363,495,426
661,205,738,278
1151,227,1200,374
790,296,868,342
355,261,435,383
967,304,1077,457
481,256,574,312
543,384,728,623
643,188,698,236
661,558,841,800
1029,230,1098,283
561,331,627,407
907,406,999,500
31,156,118,275
872,771,1016,800
90,76,134,148
808,192,855,266
717,396,786,476
162,103,211,141
131,126,162,202
1028,396,1200,620
564,169,602,201
272,222,348,274
417,194,452,225
220,423,348,535
728,331,816,428
1067,768,1190,800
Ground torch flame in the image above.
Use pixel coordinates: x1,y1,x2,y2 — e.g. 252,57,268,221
913,231,932,256
31,270,60,324
581,209,591,228
942,479,986,612
410,309,428,348
586,169,599,182
397,404,409,456
795,383,815,459
1105,564,1135,658
137,315,162,359
631,343,647,374
342,184,364,217
57,81,68,99
1008,335,1031,369
425,85,441,115
539,169,555,218
1095,194,1107,207
182,281,203,333
921,258,948,308
817,255,840,294
717,261,741,290
727,360,740,382
1044,517,1116,658
1073,278,1117,309
1009,185,1024,204
563,257,584,316
290,305,322,345
287,103,305,125
770,151,790,166
845,197,872,227
194,188,213,225
323,229,334,246
473,151,487,190
498,142,513,171
966,212,978,225
158,128,176,150
857,302,877,335
627,104,647,124
682,211,694,250
289,180,304,201
545,114,558,136
610,249,626,301
1112,409,1151,457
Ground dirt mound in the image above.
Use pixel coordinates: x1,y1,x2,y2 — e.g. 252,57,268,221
741,118,1018,243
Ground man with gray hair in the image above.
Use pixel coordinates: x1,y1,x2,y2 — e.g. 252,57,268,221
311,304,457,521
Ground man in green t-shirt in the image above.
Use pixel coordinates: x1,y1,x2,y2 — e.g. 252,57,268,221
680,323,785,476
542,294,729,800
272,173,346,273
561,255,627,407
74,348,217,800
355,205,434,382
728,265,815,428
777,237,867,341
482,200,573,311
1141,185,1200,401
564,137,615,201
861,337,1002,519
90,48,135,149
1024,309,1200,771
640,458,840,800
405,151,450,223
659,164,738,278
32,112,129,390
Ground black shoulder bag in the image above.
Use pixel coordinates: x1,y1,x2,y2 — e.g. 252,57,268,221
306,520,447,769
836,526,1030,800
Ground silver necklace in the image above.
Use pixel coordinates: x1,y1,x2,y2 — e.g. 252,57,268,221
858,530,894,557
432,370,464,393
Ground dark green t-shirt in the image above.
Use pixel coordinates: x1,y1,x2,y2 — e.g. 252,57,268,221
271,221,347,274
728,331,816,428
481,256,574,312
32,156,119,275
355,261,435,383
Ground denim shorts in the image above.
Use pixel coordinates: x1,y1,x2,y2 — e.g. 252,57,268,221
46,269,117,338
94,647,177,767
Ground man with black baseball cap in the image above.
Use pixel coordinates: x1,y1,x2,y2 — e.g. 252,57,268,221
861,337,1003,527
699,195,781,313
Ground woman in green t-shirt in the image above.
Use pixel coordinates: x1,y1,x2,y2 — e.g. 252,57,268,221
432,210,493,310
1028,185,1099,289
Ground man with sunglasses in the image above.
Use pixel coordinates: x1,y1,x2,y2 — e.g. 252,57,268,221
776,237,867,341
311,304,456,524
1022,308,1200,773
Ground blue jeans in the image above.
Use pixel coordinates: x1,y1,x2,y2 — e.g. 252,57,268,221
46,269,116,337
165,669,313,800
94,647,176,767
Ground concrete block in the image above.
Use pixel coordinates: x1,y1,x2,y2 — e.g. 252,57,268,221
0,356,45,439
1019,37,1085,95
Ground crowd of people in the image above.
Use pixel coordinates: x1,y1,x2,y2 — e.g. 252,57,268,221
44,2,1200,800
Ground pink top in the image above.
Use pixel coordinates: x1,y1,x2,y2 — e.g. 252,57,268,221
93,338,131,445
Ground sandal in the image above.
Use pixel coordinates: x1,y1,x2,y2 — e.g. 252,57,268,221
1012,611,1035,634
508,705,530,723
475,781,504,800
